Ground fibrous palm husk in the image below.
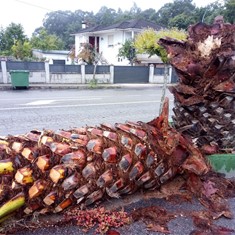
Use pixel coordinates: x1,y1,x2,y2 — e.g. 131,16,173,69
159,22,235,153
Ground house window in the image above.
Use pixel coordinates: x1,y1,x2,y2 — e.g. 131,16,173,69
108,35,114,47
125,32,132,41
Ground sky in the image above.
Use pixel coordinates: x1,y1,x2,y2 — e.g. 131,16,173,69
1,0,220,37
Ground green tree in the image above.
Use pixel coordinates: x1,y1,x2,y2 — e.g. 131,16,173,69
112,3,143,23
114,8,132,22
155,0,196,29
224,0,235,23
43,10,73,49
95,7,117,26
76,42,105,87
118,39,136,65
139,8,159,22
134,28,187,113
134,28,187,62
42,10,96,49
169,13,195,29
30,28,64,50
129,2,142,17
11,40,32,60
0,23,27,55
0,27,7,55
77,43,96,65
195,1,224,24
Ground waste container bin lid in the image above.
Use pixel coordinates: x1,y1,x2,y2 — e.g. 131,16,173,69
10,70,29,72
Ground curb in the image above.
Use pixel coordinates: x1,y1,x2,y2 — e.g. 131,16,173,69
0,83,171,90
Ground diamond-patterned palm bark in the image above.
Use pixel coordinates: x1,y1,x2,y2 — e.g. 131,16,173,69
159,22,235,153
0,99,209,219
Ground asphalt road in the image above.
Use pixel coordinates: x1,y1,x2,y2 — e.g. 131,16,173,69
0,87,174,136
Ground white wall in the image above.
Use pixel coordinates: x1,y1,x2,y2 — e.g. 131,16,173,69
7,72,47,83
33,50,72,65
43,54,72,65
50,74,82,84
75,32,131,65
99,32,130,65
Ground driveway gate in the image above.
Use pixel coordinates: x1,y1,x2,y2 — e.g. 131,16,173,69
114,66,149,83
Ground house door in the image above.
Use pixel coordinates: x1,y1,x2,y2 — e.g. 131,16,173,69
89,36,99,53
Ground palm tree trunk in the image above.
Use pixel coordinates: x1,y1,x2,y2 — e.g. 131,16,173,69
0,98,209,219
159,21,235,153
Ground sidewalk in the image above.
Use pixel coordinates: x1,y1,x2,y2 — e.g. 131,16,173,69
0,83,172,90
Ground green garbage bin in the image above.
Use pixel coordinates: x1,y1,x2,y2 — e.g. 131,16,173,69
207,154,235,178
10,70,29,88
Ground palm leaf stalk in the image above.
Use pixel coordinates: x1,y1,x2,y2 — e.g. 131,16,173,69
0,98,209,220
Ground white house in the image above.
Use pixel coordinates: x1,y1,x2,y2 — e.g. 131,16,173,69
73,19,163,65
32,49,72,65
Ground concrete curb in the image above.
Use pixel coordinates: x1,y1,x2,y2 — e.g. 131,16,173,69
0,83,174,90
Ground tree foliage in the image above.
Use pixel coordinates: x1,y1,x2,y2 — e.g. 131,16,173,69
39,0,232,49
155,0,196,28
118,39,136,65
224,0,235,23
11,40,32,60
0,23,27,55
0,0,233,59
77,43,96,65
30,28,64,50
134,28,187,63
168,13,195,29
196,1,224,24
42,10,96,48
95,7,117,26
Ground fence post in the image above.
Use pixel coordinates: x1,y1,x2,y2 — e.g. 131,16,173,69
149,64,154,83
109,65,114,84
44,61,50,84
81,63,85,84
168,66,172,83
1,60,8,84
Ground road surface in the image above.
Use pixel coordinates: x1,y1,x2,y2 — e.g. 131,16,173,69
0,87,174,136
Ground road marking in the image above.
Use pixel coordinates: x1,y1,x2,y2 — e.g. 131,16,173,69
0,94,163,102
24,100,56,106
0,100,174,111
21,98,102,106
0,96,107,102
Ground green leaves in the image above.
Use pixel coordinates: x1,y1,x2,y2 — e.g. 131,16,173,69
224,0,235,23
30,28,64,51
118,39,136,64
12,40,32,60
134,28,187,63
0,23,27,56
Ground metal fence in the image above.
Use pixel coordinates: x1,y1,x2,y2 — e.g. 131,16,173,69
50,65,82,73
3,61,177,83
114,66,149,83
6,61,45,71
85,65,110,74
154,67,170,76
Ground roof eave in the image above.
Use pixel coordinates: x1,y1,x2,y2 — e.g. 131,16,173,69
73,27,145,36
